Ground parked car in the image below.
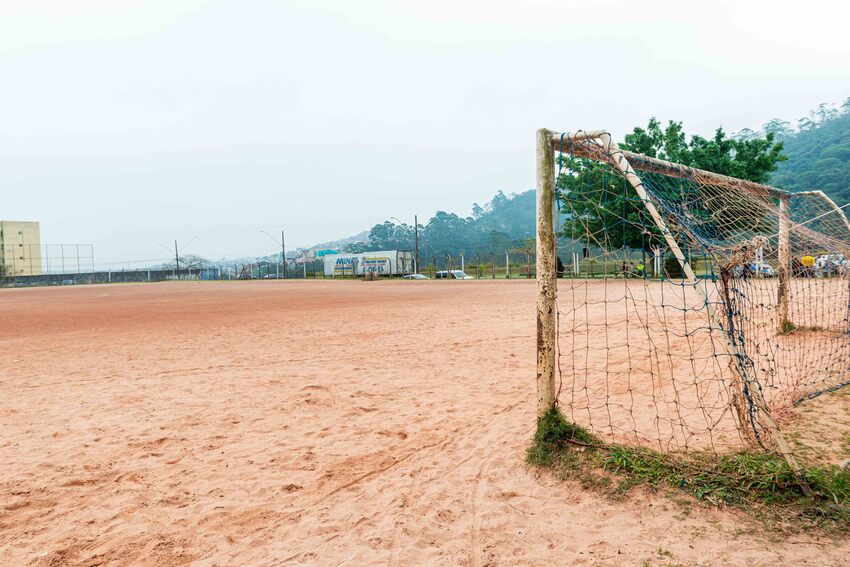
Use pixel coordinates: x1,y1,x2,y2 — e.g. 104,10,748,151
402,273,429,280
814,254,847,277
435,270,474,280
732,261,776,278
752,261,776,277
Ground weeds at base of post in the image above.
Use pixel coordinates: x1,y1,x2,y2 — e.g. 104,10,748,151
528,407,850,533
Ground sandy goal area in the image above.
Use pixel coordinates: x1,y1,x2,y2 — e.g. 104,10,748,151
0,280,846,566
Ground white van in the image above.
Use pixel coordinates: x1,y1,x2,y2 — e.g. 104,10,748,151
435,270,474,280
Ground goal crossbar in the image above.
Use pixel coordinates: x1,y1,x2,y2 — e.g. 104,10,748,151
549,130,790,200
536,127,811,486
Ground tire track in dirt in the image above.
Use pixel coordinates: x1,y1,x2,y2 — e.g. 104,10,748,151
285,399,529,565
470,454,493,567
309,435,449,508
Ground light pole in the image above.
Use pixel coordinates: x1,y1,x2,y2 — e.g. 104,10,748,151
389,217,404,251
158,236,197,278
390,215,419,273
260,229,286,278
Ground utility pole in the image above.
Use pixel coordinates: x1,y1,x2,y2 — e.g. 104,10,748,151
414,214,419,274
281,229,287,279
260,229,287,279
160,237,195,279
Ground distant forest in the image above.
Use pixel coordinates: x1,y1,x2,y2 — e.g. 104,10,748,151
343,190,536,258
770,98,850,203
344,98,850,258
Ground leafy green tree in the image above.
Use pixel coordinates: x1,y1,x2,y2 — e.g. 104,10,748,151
471,203,484,219
558,154,657,252
772,101,850,204
368,221,415,250
734,128,759,141
813,103,839,124
341,242,372,253
359,190,536,259
561,118,787,252
622,118,690,163
422,211,471,257
763,118,794,138
798,117,815,132
162,254,210,270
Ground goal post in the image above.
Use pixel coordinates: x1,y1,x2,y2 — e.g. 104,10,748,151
795,189,850,236
777,195,791,334
535,128,556,418
536,128,608,417
535,127,850,473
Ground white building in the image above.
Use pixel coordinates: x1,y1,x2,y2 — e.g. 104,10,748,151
322,250,415,277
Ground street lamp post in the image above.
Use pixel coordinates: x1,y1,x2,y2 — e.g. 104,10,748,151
390,215,419,274
389,216,403,251
260,229,286,279
158,236,197,279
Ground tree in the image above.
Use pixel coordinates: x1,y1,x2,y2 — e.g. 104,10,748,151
762,118,794,138
560,118,787,251
421,211,471,256
162,254,210,270
814,103,838,124
368,222,395,249
342,241,370,253
356,191,536,260
368,221,415,250
558,155,657,252
772,101,850,204
622,118,690,164
488,190,509,213
734,128,759,141
798,117,815,132
471,203,484,219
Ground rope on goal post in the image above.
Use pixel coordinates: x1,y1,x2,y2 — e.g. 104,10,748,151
536,127,850,494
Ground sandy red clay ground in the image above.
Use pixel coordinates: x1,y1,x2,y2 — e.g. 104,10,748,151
0,280,847,566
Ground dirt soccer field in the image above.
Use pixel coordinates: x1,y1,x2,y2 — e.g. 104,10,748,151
0,280,846,566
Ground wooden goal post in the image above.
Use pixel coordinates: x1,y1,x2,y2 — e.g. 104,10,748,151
535,128,808,483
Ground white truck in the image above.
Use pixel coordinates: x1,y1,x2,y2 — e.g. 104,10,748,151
322,250,415,277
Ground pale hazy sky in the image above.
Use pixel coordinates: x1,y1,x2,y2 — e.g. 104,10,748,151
1,0,848,268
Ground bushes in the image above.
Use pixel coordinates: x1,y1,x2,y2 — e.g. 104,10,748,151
664,254,684,279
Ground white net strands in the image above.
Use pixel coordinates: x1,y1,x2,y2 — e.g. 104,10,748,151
553,133,850,455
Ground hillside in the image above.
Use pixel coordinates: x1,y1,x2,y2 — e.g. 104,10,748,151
339,102,850,260
772,102,850,204
354,189,536,258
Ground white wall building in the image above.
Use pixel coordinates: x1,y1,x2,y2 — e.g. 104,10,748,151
322,250,414,277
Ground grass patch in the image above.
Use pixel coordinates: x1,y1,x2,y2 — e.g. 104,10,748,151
528,407,850,531
781,321,828,335
780,320,798,334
